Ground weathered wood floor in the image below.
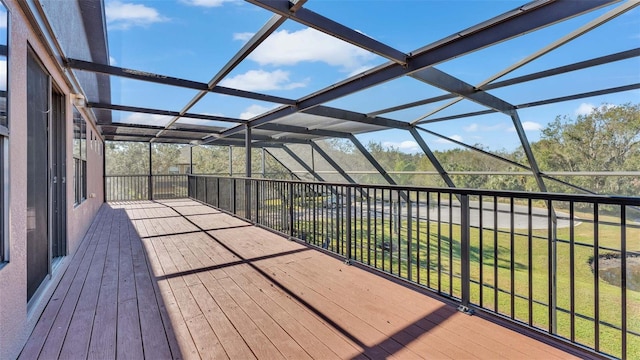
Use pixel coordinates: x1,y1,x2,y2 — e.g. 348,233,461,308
20,199,584,359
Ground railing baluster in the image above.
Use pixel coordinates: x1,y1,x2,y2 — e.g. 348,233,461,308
621,205,627,360
438,192,442,294
570,201,575,342
494,195,499,313
346,186,352,263
528,198,533,327
448,193,453,296
593,204,600,352
547,199,554,334
407,191,413,282
479,196,484,308
416,191,421,285
510,197,515,319
460,194,471,313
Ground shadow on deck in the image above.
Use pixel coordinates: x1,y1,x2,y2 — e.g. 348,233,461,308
20,199,581,359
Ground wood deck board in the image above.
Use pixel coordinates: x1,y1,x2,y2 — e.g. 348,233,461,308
170,233,283,360
21,200,584,360
37,209,112,360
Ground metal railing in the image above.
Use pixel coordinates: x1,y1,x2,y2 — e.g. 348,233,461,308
188,175,640,359
105,174,188,201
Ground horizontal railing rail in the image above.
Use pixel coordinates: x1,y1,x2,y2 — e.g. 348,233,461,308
105,174,188,201
188,175,640,359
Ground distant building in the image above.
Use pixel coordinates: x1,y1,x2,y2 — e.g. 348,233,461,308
0,1,106,358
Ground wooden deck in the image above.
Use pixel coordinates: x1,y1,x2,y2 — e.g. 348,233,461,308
20,199,584,359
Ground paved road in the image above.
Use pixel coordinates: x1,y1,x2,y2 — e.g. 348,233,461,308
320,201,575,230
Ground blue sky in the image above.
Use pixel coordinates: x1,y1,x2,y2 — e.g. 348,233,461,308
104,0,640,153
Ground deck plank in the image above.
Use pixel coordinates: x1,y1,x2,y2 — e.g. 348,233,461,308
116,209,144,360
20,200,585,360
129,217,174,359
148,236,200,359
18,206,105,360
174,233,286,360
37,208,112,360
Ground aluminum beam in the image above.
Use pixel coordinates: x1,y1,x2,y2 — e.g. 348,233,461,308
157,11,295,139
102,132,200,142
348,135,397,185
510,110,548,192
245,124,252,219
410,67,515,116
478,0,639,88
304,106,410,129
245,124,252,178
100,123,218,135
215,105,409,141
368,48,640,116
281,146,326,182
413,1,639,122
415,126,532,172
484,48,640,90
87,102,245,124
408,128,456,188
90,102,354,139
418,83,640,124
310,141,358,184
246,0,407,64
407,65,551,193
216,0,614,139
258,123,352,139
264,148,303,181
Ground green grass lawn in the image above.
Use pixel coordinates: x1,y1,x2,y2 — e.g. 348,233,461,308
291,206,639,359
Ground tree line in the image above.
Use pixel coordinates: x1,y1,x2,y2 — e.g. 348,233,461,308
106,103,639,196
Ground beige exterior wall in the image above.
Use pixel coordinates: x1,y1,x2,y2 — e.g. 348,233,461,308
0,1,104,358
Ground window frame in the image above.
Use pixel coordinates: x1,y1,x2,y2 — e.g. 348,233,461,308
0,0,9,265
72,107,87,206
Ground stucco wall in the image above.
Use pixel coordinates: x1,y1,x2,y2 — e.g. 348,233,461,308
0,1,104,358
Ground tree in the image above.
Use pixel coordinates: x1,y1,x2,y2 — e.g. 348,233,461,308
105,142,149,175
532,103,640,195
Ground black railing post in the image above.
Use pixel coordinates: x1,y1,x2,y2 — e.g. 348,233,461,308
148,143,153,200
216,177,220,208
345,186,352,264
459,194,473,314
289,182,294,237
232,178,237,214
407,194,413,281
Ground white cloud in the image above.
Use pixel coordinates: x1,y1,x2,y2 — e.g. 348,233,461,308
120,113,171,126
0,11,7,29
521,121,543,131
245,28,376,72
575,102,595,116
220,69,307,91
181,0,238,7
233,32,254,42
105,1,168,30
109,56,117,66
507,121,543,132
464,123,479,132
464,122,508,132
381,140,421,154
239,104,276,120
436,134,463,144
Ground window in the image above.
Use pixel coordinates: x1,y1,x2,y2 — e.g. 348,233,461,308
0,1,8,263
73,108,86,205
